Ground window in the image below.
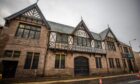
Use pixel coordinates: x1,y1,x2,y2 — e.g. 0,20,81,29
24,52,40,69
107,41,116,51
56,33,68,43
76,36,90,47
122,59,127,68
115,58,121,68
4,50,20,58
15,23,41,39
4,50,13,57
123,47,129,53
55,54,65,69
95,40,102,49
13,51,21,58
95,57,102,68
109,58,115,68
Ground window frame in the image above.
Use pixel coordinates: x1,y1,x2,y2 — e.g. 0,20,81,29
24,52,40,69
95,57,102,68
55,54,65,69
15,23,41,39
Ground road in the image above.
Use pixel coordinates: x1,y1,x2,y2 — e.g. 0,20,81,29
52,75,140,84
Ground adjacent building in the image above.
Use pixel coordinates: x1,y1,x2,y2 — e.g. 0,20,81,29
0,4,138,78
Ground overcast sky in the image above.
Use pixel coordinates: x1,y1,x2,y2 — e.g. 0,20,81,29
0,0,140,51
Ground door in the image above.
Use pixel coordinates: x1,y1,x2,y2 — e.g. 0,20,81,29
74,56,89,76
2,61,18,78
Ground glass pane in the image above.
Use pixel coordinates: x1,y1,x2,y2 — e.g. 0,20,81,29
34,31,40,39
29,30,35,39
4,50,13,57
55,54,60,68
23,29,30,38
13,51,20,58
61,55,65,68
16,28,24,37
61,35,68,43
31,53,39,69
56,34,61,43
19,24,24,28
24,52,33,69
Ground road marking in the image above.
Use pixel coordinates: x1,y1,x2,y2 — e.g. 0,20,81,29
128,80,140,83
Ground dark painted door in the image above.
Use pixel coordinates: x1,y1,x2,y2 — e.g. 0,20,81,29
74,56,89,76
2,61,18,78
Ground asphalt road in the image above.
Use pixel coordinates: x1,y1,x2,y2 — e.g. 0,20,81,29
52,75,140,84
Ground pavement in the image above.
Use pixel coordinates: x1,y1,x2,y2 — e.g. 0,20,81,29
0,73,140,84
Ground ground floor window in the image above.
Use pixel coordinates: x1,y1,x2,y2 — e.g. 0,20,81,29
109,58,115,68
122,59,127,68
4,50,20,58
55,54,65,69
115,58,121,68
24,52,40,69
95,57,102,68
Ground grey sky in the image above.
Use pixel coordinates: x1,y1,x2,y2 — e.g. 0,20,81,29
0,0,140,51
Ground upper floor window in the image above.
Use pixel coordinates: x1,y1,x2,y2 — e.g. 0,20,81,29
15,23,41,39
4,50,20,58
94,40,102,49
56,33,68,44
107,41,116,51
123,47,129,53
75,36,90,47
75,30,88,38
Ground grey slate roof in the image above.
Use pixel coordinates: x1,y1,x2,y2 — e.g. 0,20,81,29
47,21,109,40
99,28,110,40
48,21,74,34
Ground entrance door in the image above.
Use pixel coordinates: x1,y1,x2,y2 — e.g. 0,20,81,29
74,56,89,76
2,61,18,78
127,59,133,72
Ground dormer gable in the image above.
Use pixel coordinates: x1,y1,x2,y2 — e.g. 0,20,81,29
72,20,93,39
5,3,50,29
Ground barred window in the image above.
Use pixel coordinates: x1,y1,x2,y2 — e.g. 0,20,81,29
24,52,40,69
15,23,41,39
55,54,65,69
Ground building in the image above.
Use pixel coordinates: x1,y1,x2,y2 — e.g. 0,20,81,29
0,3,137,78
134,52,140,71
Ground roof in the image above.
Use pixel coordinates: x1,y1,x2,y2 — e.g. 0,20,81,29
48,21,74,34
119,41,130,47
99,28,110,40
5,3,50,30
48,21,103,40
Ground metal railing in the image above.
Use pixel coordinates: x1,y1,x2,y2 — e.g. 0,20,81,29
49,42,106,54
121,52,133,58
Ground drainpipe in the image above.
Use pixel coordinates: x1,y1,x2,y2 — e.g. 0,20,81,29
43,30,51,76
